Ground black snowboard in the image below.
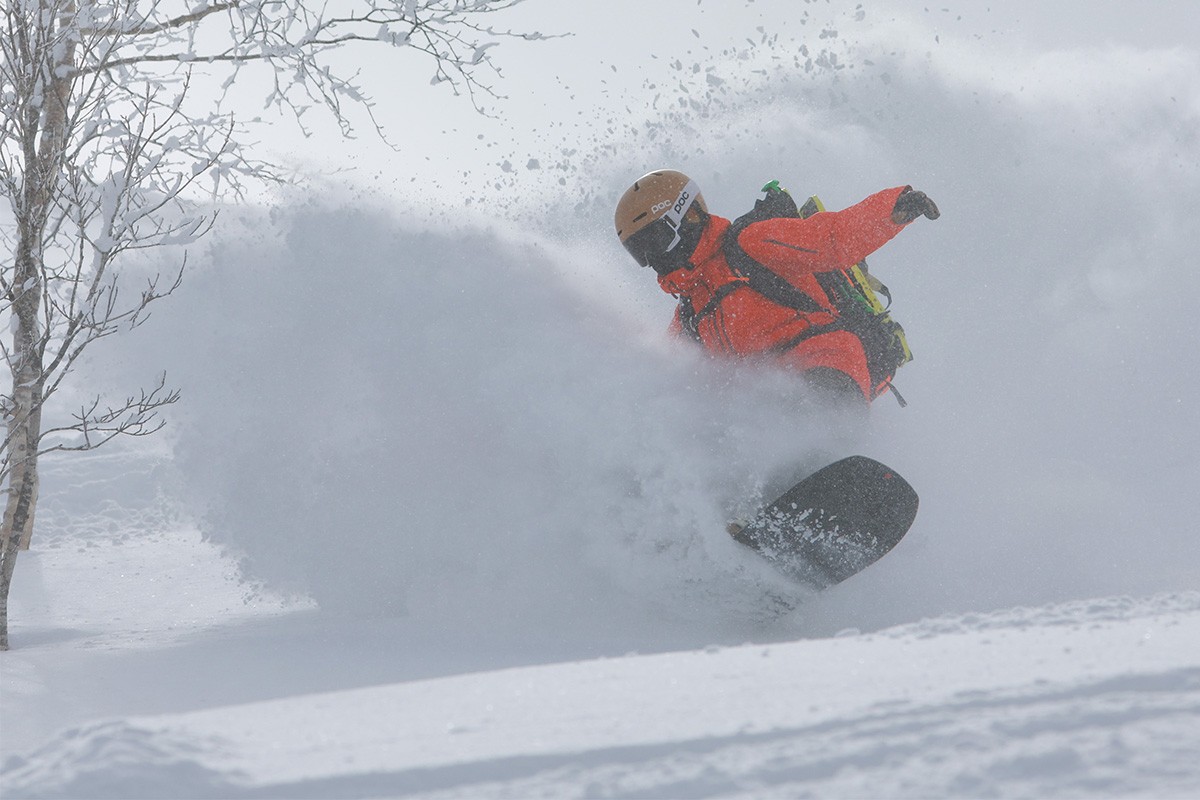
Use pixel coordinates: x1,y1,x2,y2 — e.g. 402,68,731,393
730,456,918,589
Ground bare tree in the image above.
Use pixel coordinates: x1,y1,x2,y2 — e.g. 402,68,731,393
0,0,545,650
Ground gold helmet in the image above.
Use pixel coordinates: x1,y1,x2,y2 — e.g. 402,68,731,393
614,169,708,273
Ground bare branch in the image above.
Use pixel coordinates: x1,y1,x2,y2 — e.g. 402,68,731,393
37,372,181,457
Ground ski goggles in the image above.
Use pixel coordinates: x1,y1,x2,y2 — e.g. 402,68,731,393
621,180,701,269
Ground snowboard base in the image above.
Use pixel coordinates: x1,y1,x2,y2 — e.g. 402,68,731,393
730,456,918,589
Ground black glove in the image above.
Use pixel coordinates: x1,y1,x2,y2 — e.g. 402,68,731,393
892,187,940,225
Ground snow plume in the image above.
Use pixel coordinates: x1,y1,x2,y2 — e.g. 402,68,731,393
564,25,1200,631
91,9,1200,653
128,198,867,654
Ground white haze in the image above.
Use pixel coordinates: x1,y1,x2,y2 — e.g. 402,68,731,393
78,1,1200,660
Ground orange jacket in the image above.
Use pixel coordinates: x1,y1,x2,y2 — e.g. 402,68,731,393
660,186,911,400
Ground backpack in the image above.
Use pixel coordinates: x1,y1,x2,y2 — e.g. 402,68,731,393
716,180,914,405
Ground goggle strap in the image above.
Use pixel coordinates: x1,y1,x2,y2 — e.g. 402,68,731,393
661,179,701,231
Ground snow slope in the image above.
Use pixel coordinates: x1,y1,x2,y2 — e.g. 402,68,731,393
5,585,1199,798
3,1,1200,797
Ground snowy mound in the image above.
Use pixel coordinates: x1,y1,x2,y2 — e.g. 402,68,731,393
5,592,1198,799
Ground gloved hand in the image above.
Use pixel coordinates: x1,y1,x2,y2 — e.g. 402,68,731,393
892,187,940,224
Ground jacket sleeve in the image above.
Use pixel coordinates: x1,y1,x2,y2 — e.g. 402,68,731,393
737,186,910,279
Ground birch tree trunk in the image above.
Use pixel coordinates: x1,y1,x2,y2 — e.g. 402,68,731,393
0,320,42,650
0,0,76,650
0,257,43,647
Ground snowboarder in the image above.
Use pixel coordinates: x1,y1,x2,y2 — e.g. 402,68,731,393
614,169,939,406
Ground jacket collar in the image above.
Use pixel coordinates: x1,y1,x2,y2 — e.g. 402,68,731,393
656,214,730,296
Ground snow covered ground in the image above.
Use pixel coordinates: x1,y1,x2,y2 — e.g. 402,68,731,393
3,1,1200,798
5,565,1199,798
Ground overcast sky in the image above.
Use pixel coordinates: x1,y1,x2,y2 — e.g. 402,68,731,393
250,0,1199,198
